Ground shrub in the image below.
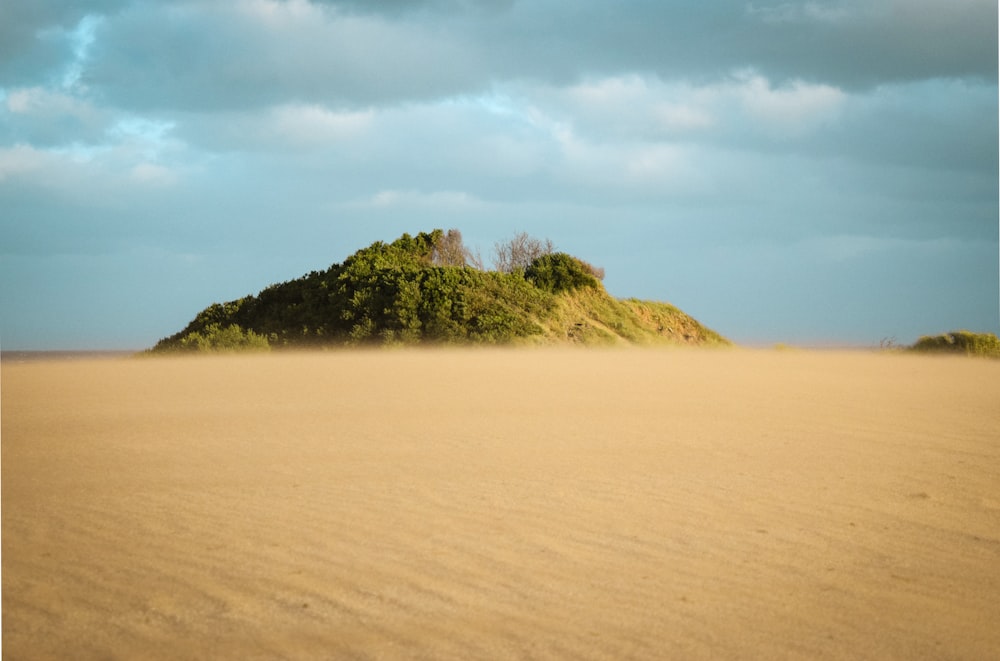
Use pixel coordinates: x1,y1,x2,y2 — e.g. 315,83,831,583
910,330,1000,358
525,252,601,293
461,271,550,342
176,323,271,353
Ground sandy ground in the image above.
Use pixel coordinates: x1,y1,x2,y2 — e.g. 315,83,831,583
2,348,999,660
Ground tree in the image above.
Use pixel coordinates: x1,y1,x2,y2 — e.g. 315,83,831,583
492,231,554,273
430,228,468,267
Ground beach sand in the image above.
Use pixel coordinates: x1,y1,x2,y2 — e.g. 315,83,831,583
3,348,999,659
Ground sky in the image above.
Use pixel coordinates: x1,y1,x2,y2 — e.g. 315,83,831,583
1,0,997,350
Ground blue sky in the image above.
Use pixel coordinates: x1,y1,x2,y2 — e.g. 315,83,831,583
1,0,997,349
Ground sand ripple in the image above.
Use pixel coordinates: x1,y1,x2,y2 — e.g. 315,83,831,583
4,349,999,659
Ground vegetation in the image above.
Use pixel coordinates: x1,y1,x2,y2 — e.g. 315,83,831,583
525,252,602,294
909,330,1000,358
148,229,729,353
175,323,271,353
491,231,554,274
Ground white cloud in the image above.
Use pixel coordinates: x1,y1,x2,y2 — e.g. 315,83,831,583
567,75,649,107
518,76,701,143
168,101,377,153
526,72,847,145
0,134,184,196
238,0,321,24
6,89,37,114
746,2,861,25
269,104,374,145
365,189,487,211
130,162,178,186
655,103,715,132
0,144,50,181
3,86,111,144
733,72,847,136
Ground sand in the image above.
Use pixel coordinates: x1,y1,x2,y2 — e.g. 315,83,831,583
3,348,999,660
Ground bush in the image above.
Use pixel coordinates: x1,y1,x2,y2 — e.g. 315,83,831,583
462,271,550,342
910,330,1000,358
176,323,271,353
525,253,601,293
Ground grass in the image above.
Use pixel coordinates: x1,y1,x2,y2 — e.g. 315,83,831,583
532,287,731,347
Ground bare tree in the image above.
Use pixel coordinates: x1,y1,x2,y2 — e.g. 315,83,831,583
430,228,469,267
465,245,485,271
429,228,489,270
492,231,554,273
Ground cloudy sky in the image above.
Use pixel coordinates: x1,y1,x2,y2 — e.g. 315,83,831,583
1,0,997,349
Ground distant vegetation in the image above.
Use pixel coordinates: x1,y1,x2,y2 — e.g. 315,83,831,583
148,229,729,353
908,330,1000,358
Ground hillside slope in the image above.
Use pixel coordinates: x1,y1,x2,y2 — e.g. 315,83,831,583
149,230,728,352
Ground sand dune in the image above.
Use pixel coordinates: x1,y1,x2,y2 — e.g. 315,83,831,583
3,348,999,659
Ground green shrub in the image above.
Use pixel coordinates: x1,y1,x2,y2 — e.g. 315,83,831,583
525,253,601,293
175,323,271,353
909,330,1000,358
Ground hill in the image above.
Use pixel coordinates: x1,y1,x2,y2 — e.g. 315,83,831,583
149,230,729,352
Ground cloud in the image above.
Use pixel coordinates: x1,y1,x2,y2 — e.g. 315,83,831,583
311,0,516,15
734,72,846,136
269,105,373,144
746,1,860,25
743,0,997,87
537,72,848,143
556,76,716,139
364,189,487,211
656,104,715,132
0,0,995,349
0,1,122,84
4,70,992,253
19,0,987,118
0,143,49,181
129,162,177,186
2,86,111,145
81,0,485,111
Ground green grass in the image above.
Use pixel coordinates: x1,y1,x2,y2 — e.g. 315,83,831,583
532,287,731,347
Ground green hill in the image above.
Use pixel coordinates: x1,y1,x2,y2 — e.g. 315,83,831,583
148,230,729,353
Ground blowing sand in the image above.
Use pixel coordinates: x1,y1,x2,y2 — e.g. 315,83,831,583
3,348,999,660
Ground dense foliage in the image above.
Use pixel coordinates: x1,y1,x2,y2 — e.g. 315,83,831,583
525,252,602,293
909,330,1000,358
175,323,271,352
149,229,727,353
